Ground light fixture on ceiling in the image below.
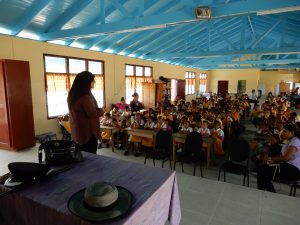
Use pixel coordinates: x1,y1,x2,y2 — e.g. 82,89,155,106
257,6,300,15
195,7,212,19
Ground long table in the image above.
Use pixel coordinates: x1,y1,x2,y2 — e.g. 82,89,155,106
172,133,213,168
124,128,157,148
0,153,181,225
100,126,119,152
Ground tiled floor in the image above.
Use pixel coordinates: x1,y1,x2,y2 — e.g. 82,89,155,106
1,143,299,225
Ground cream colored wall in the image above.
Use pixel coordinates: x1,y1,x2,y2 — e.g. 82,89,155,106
0,34,206,136
208,69,260,94
259,70,294,94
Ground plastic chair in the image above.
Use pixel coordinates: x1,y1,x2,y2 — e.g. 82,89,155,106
173,131,203,177
218,136,250,186
144,130,172,169
290,180,300,196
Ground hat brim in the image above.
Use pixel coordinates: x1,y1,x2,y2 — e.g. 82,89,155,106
4,177,23,188
68,186,133,222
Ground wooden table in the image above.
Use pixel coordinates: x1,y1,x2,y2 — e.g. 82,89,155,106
100,126,119,152
0,153,181,225
124,128,157,149
172,132,213,168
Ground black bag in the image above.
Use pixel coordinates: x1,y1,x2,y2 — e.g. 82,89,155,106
38,140,83,165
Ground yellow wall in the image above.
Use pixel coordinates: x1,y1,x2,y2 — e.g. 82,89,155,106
259,70,294,94
0,34,205,136
208,69,260,94
1,34,298,137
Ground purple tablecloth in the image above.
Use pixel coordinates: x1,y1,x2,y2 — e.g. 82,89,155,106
0,153,181,225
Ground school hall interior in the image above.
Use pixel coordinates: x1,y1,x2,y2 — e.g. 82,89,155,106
0,1,300,225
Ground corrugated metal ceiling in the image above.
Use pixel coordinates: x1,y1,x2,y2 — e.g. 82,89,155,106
0,0,299,70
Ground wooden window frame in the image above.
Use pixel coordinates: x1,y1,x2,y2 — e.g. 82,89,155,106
199,73,208,93
185,71,196,95
43,54,105,119
125,64,153,103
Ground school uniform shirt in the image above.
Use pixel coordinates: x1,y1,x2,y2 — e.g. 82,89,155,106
161,122,168,130
180,126,193,133
212,128,224,140
100,117,112,126
144,121,156,129
198,127,211,136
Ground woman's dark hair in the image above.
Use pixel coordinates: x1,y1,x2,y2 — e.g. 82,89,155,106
284,124,296,133
67,71,95,109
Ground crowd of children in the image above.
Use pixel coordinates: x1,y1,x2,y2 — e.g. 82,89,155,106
98,93,252,156
62,90,299,160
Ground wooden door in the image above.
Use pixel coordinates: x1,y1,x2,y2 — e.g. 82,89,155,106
156,83,166,107
0,61,10,149
177,80,185,100
4,60,35,150
142,83,156,109
218,80,229,97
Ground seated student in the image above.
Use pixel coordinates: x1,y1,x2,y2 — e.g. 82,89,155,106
180,120,193,134
197,120,211,137
187,114,197,128
110,105,120,119
162,117,173,133
177,116,187,131
126,112,144,156
163,108,173,122
143,108,154,119
211,121,225,155
257,124,300,192
155,114,164,130
100,113,113,147
176,109,185,121
142,116,156,148
250,104,261,128
115,97,127,113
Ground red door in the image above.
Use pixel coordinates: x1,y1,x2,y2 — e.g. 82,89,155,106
0,62,11,149
218,80,228,97
177,80,185,100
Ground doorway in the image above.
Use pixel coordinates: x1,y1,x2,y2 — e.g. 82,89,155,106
217,80,228,97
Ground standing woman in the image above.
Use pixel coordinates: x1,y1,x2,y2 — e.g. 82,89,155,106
67,71,103,154
130,92,143,123
257,124,300,192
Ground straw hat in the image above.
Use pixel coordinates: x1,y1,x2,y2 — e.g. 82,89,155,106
68,182,133,222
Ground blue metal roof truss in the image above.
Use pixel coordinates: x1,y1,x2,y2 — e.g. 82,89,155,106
0,0,299,70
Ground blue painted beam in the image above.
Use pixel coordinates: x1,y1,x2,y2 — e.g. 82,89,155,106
100,0,106,24
247,16,256,41
251,20,281,49
240,17,246,50
138,0,144,17
45,0,93,32
212,0,300,19
10,0,50,35
146,47,300,58
157,18,243,56
195,59,300,66
109,0,171,53
214,23,237,50
75,0,129,48
110,0,133,17
203,64,300,70
40,0,300,40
